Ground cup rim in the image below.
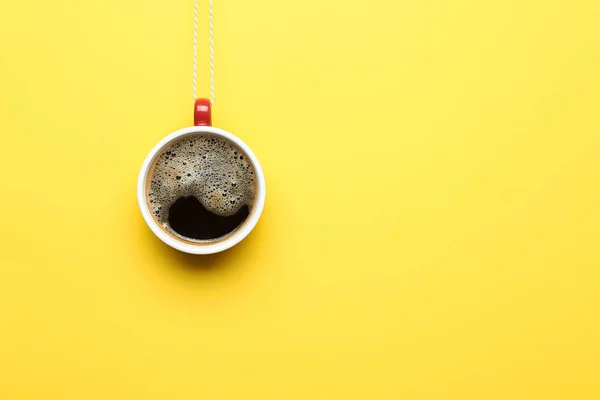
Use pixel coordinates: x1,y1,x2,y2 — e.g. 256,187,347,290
137,126,266,254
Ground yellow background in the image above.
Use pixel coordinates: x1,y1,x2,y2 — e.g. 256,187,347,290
1,0,599,398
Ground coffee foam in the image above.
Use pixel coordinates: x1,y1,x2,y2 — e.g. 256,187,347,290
147,134,256,225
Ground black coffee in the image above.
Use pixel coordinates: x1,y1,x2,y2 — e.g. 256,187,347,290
168,197,250,240
147,134,256,241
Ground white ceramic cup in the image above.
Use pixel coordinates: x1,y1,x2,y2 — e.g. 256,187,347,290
137,125,266,254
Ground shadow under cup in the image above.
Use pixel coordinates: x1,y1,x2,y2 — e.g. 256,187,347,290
137,126,265,255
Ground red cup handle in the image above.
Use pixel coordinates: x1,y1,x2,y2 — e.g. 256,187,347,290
194,98,212,126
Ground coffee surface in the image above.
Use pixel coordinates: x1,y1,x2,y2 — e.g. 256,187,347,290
147,134,255,240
